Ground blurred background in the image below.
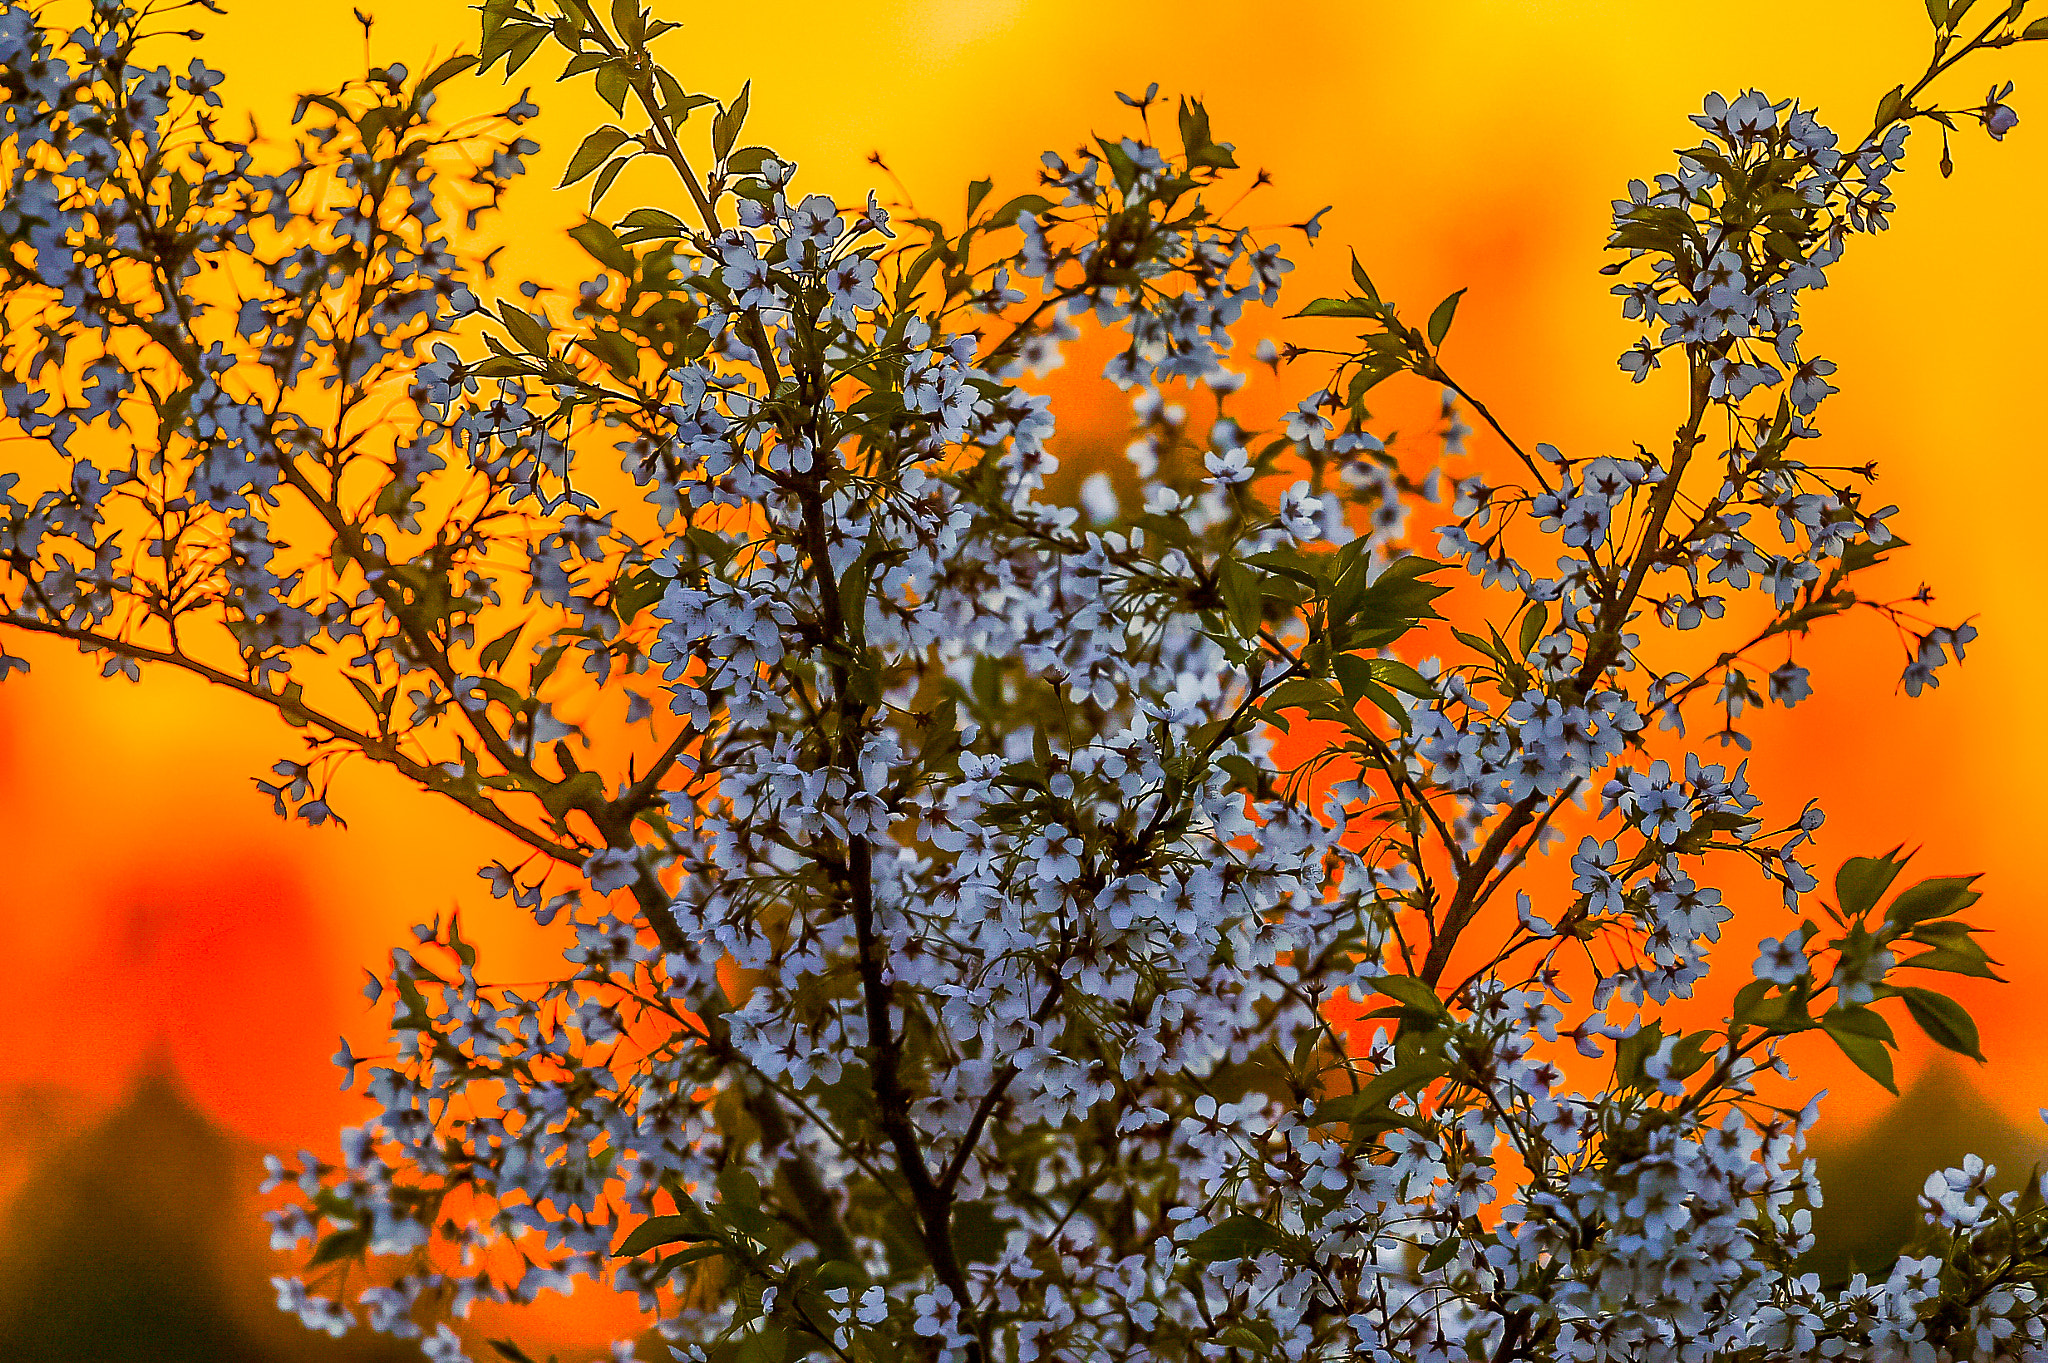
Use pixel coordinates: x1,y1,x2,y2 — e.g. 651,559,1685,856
1,0,2044,1356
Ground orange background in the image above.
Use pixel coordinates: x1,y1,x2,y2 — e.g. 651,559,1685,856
1,0,2044,1347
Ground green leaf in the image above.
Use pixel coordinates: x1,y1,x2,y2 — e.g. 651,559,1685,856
1315,1043,1451,1128
478,623,524,672
1898,921,2004,981
1874,84,1910,129
1175,96,1238,170
1611,1021,1666,1093
560,125,632,188
1368,974,1450,1021
1732,978,1811,1031
1836,533,1907,580
1824,1003,1895,1043
1897,944,2004,979
661,81,718,124
274,678,312,729
445,910,478,968
498,303,551,355
1836,851,1907,920
487,1341,540,1363
2020,1161,2046,1217
581,328,642,381
686,525,737,568
1670,1029,1719,1080
419,54,479,94
1263,677,1343,715
1217,557,1261,639
345,674,390,724
1907,919,1988,948
612,567,665,621
1244,550,1321,589
1293,296,1378,320
653,1242,727,1276
539,769,604,820
502,23,550,76
717,1164,774,1239
1884,874,1980,929
1822,1014,1898,1094
615,1213,716,1258
529,642,568,690
463,354,533,379
1731,978,1773,1027
290,90,349,125
1176,96,1211,160
807,1260,868,1300
717,1163,763,1211
1516,602,1549,660
309,1225,370,1266
477,3,536,69
370,473,420,521
1425,288,1465,348
618,207,689,244
589,156,629,210
1093,135,1138,193
952,1199,1009,1265
1347,556,1451,631
166,170,192,224
986,193,1054,228
1349,252,1380,302
1185,1216,1288,1263
1307,1091,1425,1134
1216,753,1266,796
1420,1237,1459,1273
593,59,631,114
713,80,751,160
1374,554,1449,586
1896,986,1984,1061
737,1327,791,1363
611,0,647,45
2025,16,2048,38
1330,651,1375,702
835,544,894,649
1370,658,1437,700
1352,675,1411,731
569,218,635,274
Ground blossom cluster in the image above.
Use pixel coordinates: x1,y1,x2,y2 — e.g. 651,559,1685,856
4,2,2046,1362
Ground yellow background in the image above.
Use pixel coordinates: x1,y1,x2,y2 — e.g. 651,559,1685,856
0,0,2043,1349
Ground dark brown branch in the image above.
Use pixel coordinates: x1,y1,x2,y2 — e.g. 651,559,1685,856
0,612,584,870
1417,358,1713,991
